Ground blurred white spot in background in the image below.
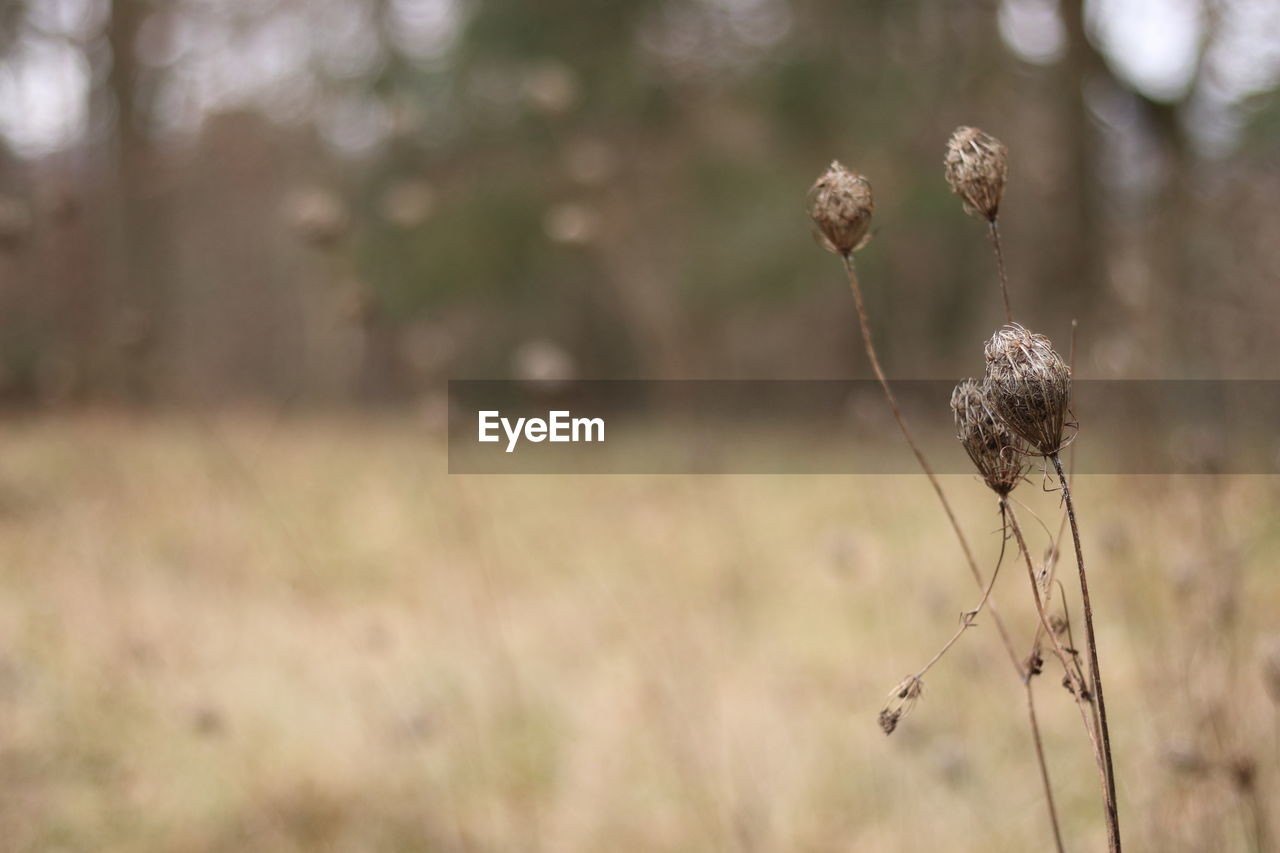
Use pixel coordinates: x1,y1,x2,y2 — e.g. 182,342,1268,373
543,203,599,246
513,339,576,386
999,0,1066,65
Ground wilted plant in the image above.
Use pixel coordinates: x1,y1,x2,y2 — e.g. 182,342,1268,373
945,126,1012,323
811,125,1129,853
878,675,923,735
809,160,1065,851
807,160,1021,667
952,378,1027,496
810,161,874,256
983,321,1120,852
984,324,1073,456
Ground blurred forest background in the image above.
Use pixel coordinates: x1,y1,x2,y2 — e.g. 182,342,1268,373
2,3,1280,852
1,0,1279,404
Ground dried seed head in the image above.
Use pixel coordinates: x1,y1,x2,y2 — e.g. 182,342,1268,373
983,324,1072,455
944,126,1007,222
809,161,873,256
878,675,923,735
951,378,1027,495
1024,646,1044,678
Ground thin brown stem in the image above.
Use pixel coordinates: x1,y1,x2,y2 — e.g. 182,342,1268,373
1034,321,1079,658
841,253,1020,669
913,533,1008,681
1023,679,1067,853
987,218,1013,324
1052,453,1121,853
1005,499,1110,800
840,253,1063,846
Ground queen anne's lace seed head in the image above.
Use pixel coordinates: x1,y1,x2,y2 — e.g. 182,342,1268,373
808,161,874,256
945,126,1008,222
878,675,923,735
952,378,1027,495
983,324,1071,456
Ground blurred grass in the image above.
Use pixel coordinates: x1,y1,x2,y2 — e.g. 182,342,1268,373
0,414,1276,851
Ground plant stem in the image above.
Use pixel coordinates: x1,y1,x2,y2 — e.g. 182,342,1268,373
840,253,1020,668
1051,452,1121,853
987,218,1012,324
1005,499,1110,814
914,536,1007,681
840,253,1063,845
1023,679,1066,853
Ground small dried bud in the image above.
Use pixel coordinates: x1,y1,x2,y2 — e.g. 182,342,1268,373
984,324,1072,456
951,378,1027,495
808,161,873,255
878,675,923,735
944,126,1007,222
1024,647,1044,677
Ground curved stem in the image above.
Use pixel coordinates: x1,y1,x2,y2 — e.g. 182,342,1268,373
1051,453,1121,853
914,532,1008,681
840,253,1063,847
841,254,1020,670
1023,679,1066,853
1005,498,1110,805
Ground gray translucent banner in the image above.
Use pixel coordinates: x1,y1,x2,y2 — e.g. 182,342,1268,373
447,380,1280,474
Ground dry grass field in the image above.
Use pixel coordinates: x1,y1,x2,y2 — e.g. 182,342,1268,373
0,413,1276,851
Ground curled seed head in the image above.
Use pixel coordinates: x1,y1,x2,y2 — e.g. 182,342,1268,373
983,324,1071,456
951,378,1027,495
944,126,1007,222
878,675,923,735
808,161,873,256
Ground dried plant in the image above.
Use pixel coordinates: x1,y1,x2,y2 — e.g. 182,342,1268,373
809,161,1065,851
807,161,1022,667
809,161,873,256
945,126,1012,322
983,323,1121,852
949,377,1065,852
952,378,1027,496
945,126,1007,222
984,324,1073,456
879,676,923,735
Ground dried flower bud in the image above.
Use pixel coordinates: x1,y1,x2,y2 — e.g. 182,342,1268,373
1024,647,1044,677
944,126,1007,222
983,324,1071,455
808,161,873,256
951,378,1027,495
878,675,923,735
